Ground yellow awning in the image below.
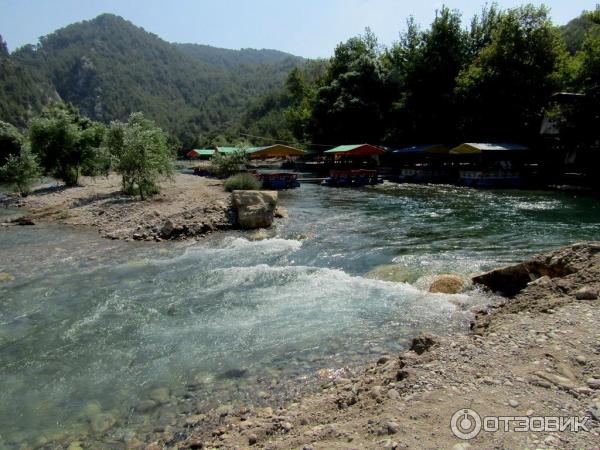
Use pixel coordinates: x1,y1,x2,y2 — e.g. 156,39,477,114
247,144,306,159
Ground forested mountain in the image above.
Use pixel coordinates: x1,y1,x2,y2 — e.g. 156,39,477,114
560,13,595,53
175,43,300,68
0,14,303,147
0,36,58,127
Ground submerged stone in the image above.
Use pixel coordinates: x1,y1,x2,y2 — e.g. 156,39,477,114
0,272,15,282
364,265,413,283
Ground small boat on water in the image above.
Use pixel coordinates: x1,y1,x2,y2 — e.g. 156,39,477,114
257,171,300,189
322,169,383,187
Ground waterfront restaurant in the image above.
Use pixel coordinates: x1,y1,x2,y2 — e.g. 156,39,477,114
449,142,531,188
388,144,451,183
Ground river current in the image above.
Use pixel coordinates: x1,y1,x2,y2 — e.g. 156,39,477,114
1,183,599,448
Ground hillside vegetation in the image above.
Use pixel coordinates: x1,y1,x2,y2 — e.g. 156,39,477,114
0,14,303,149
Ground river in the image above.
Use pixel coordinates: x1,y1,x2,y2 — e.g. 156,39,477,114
1,183,599,448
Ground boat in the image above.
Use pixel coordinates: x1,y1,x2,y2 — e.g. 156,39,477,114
322,169,382,187
257,171,300,189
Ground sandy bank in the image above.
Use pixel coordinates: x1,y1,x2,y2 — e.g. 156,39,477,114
1,173,233,240
159,243,600,450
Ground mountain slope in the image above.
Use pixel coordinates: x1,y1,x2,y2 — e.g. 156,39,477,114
560,13,595,53
0,36,58,127
4,14,303,146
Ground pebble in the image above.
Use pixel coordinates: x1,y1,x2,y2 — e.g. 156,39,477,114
508,399,520,408
387,421,399,434
248,433,258,445
387,389,400,400
586,378,600,389
452,444,471,450
574,287,598,300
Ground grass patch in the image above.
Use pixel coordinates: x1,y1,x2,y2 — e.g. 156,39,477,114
224,173,262,192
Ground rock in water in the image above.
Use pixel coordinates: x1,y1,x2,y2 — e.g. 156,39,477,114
364,265,413,283
428,274,466,294
0,272,15,282
149,387,170,404
90,413,116,433
232,190,278,229
274,206,288,218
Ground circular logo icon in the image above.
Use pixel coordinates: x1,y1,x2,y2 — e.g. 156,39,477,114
450,408,482,440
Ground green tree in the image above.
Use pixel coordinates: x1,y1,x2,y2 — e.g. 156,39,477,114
456,5,564,141
105,112,174,199
210,149,249,177
386,7,468,143
310,28,390,144
0,120,24,165
0,144,41,196
29,103,105,185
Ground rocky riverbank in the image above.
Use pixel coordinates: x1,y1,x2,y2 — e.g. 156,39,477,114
147,242,599,450
1,174,239,240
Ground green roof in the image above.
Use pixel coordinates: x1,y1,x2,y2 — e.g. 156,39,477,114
194,149,215,156
216,146,242,154
324,144,365,154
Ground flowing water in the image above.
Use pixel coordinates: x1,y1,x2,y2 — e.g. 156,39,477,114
0,183,599,448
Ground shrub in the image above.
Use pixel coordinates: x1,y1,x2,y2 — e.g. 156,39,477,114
224,173,262,192
28,104,107,186
0,145,41,196
104,112,174,199
210,149,248,177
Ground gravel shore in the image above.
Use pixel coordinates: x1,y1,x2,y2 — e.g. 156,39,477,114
1,173,233,240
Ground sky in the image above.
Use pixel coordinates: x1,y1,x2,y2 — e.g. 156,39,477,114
0,0,597,58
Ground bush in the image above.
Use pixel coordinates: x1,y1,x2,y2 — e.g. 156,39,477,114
28,103,106,186
210,149,248,178
0,145,41,196
224,173,262,192
104,112,174,199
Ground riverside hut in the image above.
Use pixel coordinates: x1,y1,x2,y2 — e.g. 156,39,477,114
449,143,530,188
390,144,451,183
323,144,386,187
246,144,305,159
187,148,215,160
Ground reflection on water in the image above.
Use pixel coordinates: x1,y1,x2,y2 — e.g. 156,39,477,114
1,183,599,448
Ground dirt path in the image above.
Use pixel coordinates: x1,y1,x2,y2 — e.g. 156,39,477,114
1,173,233,240
166,243,600,450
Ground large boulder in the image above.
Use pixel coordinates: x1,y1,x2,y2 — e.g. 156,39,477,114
232,190,278,229
428,274,467,294
473,241,600,297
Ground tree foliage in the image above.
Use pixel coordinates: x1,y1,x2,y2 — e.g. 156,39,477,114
0,144,41,196
456,5,563,142
210,149,249,178
105,112,174,199
240,3,574,149
28,103,106,186
0,120,24,165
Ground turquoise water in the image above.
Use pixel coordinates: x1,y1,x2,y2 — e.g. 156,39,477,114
0,183,599,448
